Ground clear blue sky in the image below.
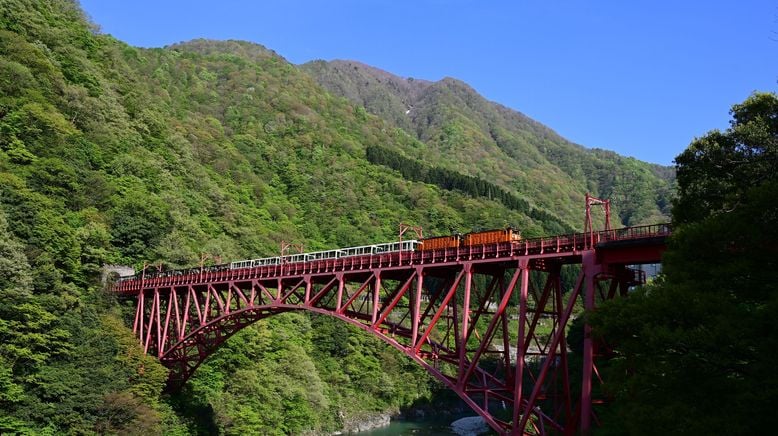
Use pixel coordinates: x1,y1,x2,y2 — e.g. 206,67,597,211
79,0,778,165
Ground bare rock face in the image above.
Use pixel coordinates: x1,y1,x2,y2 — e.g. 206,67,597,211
450,416,489,436
339,413,392,434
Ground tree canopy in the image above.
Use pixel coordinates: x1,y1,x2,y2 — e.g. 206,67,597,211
0,0,679,433
590,92,778,434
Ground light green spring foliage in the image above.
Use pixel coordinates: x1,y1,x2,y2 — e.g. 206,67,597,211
302,60,674,227
0,0,671,433
0,0,506,432
178,313,432,434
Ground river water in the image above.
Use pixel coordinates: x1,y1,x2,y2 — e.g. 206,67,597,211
359,415,495,435
359,418,456,435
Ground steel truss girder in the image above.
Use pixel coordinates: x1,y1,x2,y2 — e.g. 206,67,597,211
129,251,650,435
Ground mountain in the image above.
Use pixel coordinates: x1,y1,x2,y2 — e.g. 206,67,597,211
0,2,552,433
0,1,673,434
301,59,674,227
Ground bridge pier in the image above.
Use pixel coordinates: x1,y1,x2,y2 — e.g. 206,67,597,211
580,252,601,434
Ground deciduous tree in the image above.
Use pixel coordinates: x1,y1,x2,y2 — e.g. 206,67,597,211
591,93,778,434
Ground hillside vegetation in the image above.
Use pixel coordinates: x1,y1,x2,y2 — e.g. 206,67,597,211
590,92,778,434
1,1,672,434
302,59,673,226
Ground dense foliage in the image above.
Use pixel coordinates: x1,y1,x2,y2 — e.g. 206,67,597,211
176,313,432,435
0,0,674,433
366,144,573,233
302,60,674,226
590,93,778,434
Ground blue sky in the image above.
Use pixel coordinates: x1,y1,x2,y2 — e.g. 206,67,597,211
79,0,778,165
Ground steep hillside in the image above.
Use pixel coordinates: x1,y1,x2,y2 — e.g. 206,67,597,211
0,1,571,434
0,1,673,434
302,59,674,226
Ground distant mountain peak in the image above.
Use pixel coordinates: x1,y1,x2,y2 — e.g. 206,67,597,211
300,59,674,226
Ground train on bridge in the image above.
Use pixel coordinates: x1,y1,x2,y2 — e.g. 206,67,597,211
122,228,522,281
114,192,672,435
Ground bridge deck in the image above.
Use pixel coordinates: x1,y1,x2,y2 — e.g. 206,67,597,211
114,223,670,294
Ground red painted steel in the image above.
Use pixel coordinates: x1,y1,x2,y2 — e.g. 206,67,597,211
585,193,611,250
113,224,670,435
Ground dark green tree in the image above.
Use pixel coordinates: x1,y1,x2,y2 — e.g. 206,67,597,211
590,93,778,434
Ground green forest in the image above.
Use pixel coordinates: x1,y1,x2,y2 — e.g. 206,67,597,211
0,0,774,434
589,92,778,434
365,144,572,233
302,60,674,227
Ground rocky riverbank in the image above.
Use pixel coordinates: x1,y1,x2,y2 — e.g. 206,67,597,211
334,412,392,434
334,391,489,434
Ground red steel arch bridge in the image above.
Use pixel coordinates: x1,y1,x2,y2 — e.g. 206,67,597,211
113,222,670,435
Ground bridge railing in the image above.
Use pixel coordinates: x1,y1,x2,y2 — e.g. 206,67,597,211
596,222,672,243
112,223,672,294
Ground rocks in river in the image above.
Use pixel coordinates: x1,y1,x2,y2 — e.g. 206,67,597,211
450,416,489,435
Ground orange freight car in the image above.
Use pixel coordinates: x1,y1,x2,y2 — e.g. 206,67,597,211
463,228,522,246
419,234,462,251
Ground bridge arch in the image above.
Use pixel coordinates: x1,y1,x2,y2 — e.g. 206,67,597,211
159,302,564,433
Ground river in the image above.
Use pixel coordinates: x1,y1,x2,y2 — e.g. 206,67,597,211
359,419,455,435
359,415,495,435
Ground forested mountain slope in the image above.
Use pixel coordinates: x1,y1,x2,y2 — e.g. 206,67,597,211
0,1,670,434
0,1,553,433
302,59,674,226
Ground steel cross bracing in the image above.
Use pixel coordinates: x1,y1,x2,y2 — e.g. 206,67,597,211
115,224,670,435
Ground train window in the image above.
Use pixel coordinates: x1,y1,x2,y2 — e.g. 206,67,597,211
343,245,373,256
401,240,420,251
